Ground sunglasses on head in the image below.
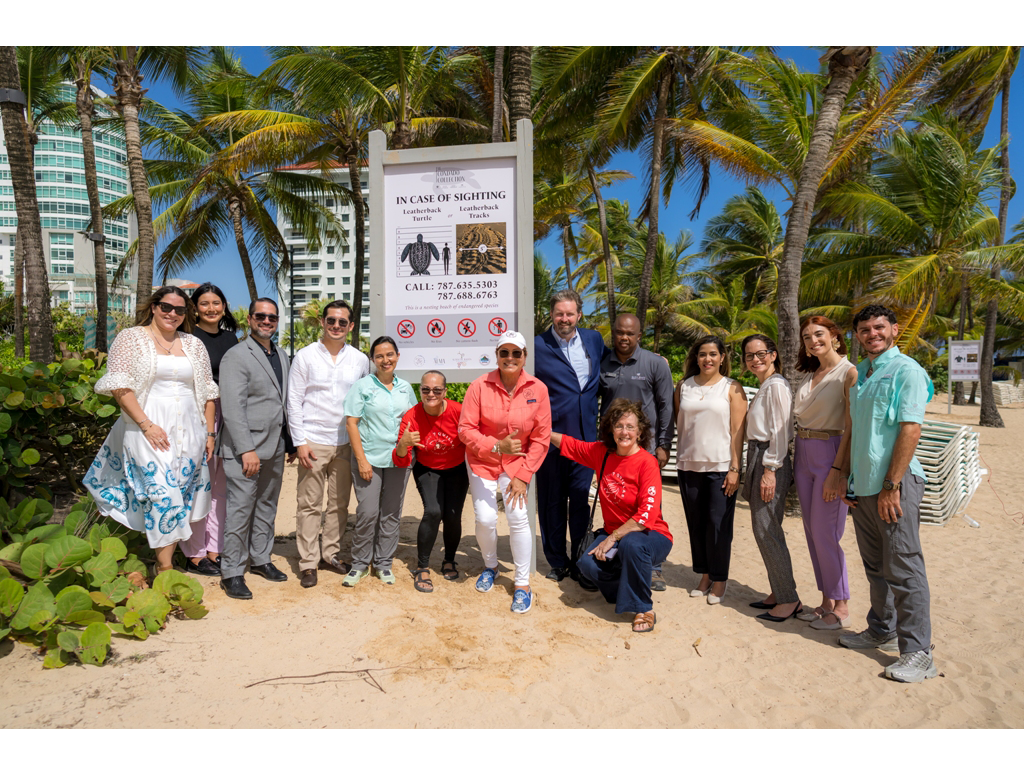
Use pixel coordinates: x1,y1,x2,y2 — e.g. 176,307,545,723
252,312,279,323
421,386,446,396
498,349,523,359
156,301,187,316
325,317,350,327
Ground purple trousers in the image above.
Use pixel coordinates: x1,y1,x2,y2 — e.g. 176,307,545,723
180,401,225,559
793,435,850,600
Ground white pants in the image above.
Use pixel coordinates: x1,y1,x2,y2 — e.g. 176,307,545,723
468,469,532,587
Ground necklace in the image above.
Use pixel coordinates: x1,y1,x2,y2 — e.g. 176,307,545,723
695,374,719,400
149,328,177,355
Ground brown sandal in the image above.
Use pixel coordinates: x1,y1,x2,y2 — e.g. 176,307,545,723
413,568,434,593
632,611,656,633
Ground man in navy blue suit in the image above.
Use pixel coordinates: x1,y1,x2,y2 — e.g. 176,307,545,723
534,289,608,586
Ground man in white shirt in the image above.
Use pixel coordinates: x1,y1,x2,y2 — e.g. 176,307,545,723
287,300,370,588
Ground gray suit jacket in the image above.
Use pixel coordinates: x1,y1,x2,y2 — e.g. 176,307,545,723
218,336,291,461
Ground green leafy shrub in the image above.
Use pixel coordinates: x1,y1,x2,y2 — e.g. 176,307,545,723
0,353,118,499
0,496,208,668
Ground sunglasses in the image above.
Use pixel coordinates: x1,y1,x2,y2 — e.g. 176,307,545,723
498,349,523,359
325,317,350,327
252,312,279,323
421,386,446,396
156,301,187,316
743,350,772,362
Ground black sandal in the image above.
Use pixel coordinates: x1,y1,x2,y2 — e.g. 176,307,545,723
441,560,459,581
413,568,434,593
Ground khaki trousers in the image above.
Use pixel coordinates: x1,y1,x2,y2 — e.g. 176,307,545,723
296,442,353,570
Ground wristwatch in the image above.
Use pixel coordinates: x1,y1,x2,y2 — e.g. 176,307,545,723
882,478,901,491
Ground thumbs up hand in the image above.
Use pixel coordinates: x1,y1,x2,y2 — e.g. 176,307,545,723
499,429,527,457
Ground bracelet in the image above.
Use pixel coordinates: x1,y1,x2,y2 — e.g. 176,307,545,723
831,465,842,471
139,419,152,430
207,432,216,438
728,466,739,473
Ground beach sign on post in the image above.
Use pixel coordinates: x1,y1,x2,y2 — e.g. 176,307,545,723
948,338,983,414
369,120,538,571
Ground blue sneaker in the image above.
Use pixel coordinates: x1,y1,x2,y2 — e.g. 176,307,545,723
475,567,497,593
511,588,532,614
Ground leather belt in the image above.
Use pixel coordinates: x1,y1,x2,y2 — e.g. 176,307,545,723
796,427,844,439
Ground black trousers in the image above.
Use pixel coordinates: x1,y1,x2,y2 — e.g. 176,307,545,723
536,449,595,570
678,470,737,582
412,462,469,568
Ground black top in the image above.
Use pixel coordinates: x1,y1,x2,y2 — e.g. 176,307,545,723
192,326,239,384
261,341,284,390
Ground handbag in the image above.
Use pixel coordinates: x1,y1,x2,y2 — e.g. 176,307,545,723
573,450,611,562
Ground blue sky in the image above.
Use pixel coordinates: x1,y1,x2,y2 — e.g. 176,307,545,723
126,47,1024,314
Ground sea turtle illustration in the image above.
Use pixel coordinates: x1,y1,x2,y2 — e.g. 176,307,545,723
400,234,441,275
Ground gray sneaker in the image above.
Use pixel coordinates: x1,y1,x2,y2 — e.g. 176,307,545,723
885,649,939,683
838,628,899,652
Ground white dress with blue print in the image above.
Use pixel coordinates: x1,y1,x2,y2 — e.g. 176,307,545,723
85,355,212,548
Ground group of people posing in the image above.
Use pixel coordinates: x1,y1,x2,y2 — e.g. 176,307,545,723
84,286,938,686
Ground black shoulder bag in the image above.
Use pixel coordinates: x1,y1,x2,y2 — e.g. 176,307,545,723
573,451,611,563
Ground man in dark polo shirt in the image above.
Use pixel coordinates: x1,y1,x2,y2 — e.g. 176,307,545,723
598,312,675,590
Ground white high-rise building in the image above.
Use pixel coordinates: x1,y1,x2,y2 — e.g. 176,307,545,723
0,84,138,315
275,163,370,340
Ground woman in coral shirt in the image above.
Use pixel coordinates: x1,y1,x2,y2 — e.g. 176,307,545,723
458,330,551,614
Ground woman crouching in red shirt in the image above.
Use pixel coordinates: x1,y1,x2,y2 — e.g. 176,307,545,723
393,370,468,593
551,398,672,633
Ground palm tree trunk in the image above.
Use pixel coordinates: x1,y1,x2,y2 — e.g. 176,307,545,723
777,47,873,381
508,46,532,141
491,46,504,143
1,46,54,363
980,59,1014,428
637,72,670,332
75,63,109,352
13,230,24,357
348,153,365,347
112,48,156,310
953,273,969,405
228,194,258,301
561,222,577,293
587,162,616,323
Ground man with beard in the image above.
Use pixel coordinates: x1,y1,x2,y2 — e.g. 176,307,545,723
218,298,295,599
598,312,675,591
839,304,937,683
534,290,607,587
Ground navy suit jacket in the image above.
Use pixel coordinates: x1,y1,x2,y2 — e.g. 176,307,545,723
534,328,607,441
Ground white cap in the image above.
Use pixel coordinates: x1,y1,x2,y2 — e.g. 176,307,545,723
496,330,527,350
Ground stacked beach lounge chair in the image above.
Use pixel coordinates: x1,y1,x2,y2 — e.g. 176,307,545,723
915,419,982,526
992,380,1024,406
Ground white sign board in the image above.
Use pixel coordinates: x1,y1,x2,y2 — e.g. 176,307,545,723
949,339,982,381
382,157,517,371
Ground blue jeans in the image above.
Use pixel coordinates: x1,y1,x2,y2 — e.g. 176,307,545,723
577,529,673,614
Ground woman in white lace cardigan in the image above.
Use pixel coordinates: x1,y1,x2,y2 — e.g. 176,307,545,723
84,287,219,576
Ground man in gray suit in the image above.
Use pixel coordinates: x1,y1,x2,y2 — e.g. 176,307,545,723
218,297,295,599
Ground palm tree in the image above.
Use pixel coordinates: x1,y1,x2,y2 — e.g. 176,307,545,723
813,115,1024,351
533,251,565,334
492,46,504,142
111,48,348,302
99,46,204,310
0,47,54,362
929,46,1021,426
508,47,532,140
702,186,784,307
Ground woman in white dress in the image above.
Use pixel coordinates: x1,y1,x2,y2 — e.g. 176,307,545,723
84,287,219,576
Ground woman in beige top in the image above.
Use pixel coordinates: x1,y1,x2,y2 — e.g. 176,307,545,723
673,335,747,605
792,315,858,630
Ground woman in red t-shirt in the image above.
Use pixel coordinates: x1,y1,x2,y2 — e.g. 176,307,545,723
551,398,673,633
393,371,468,593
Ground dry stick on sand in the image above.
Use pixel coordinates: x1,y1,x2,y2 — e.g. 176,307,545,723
246,663,469,693
692,638,703,657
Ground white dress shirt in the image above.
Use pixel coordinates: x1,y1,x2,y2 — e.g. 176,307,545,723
745,373,794,469
287,341,370,447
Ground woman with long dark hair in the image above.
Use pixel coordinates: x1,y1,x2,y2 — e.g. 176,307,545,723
793,315,857,629
85,286,218,578
740,333,802,622
673,336,747,606
178,283,238,576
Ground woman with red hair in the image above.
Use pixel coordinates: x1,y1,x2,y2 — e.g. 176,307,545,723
792,316,858,629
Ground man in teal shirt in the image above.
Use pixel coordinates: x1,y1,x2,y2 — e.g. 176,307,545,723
839,305,938,683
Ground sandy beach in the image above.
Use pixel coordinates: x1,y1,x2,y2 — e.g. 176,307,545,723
2,398,1023,729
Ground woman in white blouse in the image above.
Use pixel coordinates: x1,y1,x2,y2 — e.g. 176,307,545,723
740,334,802,622
793,316,858,629
673,336,747,605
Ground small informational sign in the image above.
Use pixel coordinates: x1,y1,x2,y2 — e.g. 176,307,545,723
380,155,518,372
949,339,982,381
